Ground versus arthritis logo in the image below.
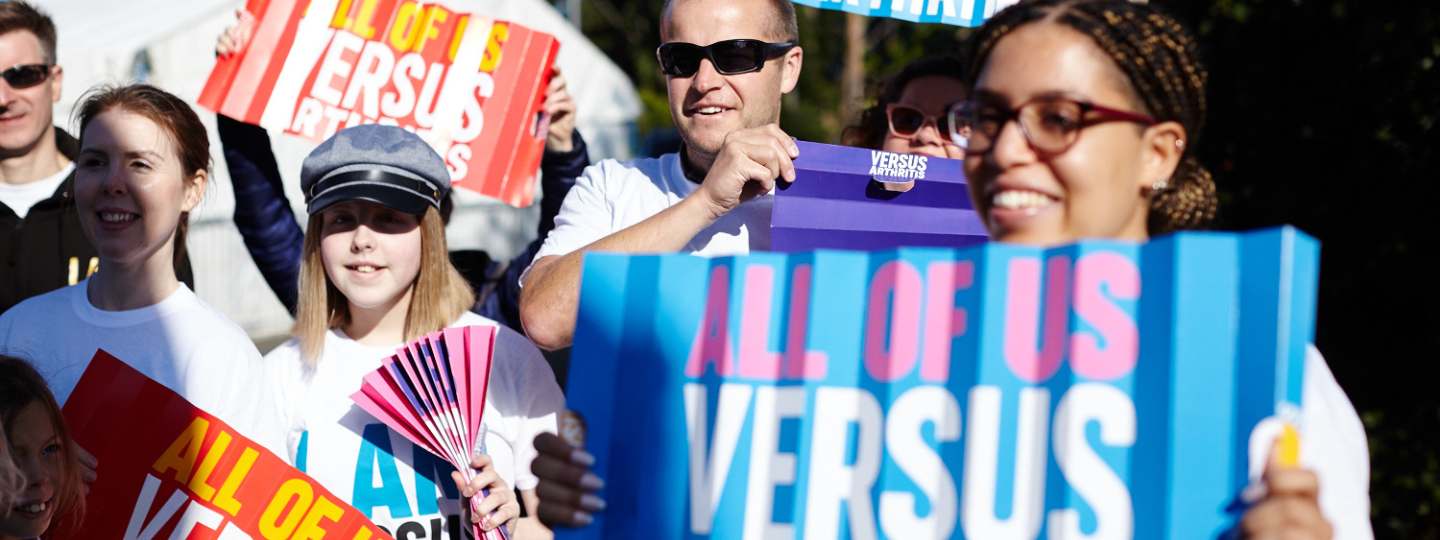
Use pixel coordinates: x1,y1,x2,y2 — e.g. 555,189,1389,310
869,150,929,180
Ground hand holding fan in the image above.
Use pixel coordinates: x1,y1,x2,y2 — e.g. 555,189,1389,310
351,325,509,540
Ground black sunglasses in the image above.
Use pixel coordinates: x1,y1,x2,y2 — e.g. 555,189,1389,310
657,39,797,77
0,64,52,90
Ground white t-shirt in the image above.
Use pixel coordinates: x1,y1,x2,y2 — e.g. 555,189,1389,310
265,311,562,538
0,164,72,219
529,153,772,266
1246,348,1373,539
0,281,289,457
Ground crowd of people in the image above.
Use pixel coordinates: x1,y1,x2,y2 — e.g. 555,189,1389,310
0,0,1369,538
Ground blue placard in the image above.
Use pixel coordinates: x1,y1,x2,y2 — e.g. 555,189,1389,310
561,228,1318,539
791,0,1021,27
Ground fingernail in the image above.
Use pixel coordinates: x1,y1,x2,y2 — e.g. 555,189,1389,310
570,449,595,466
579,472,605,490
580,494,606,512
573,511,593,526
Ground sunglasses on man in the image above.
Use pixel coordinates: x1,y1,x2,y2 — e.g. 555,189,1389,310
657,39,797,78
0,64,53,90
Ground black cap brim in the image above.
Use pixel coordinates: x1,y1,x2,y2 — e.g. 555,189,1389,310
306,183,434,216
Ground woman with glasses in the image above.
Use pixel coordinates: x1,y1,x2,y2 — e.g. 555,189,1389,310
950,0,1368,538
842,55,969,159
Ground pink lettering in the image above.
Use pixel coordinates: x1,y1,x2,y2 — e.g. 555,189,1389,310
864,261,924,382
738,265,782,380
920,260,974,382
685,265,735,377
1071,253,1140,380
782,264,828,380
1003,255,1071,383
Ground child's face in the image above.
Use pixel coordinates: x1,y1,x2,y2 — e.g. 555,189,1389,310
319,200,424,313
0,402,61,538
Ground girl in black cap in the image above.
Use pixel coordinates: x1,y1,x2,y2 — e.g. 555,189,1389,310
264,123,563,539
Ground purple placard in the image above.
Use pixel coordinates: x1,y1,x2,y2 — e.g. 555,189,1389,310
772,140,988,252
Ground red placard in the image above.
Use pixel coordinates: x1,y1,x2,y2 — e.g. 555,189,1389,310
58,351,389,540
199,0,558,207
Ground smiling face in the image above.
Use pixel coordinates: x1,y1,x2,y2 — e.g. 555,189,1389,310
661,0,802,166
319,200,423,317
963,23,1165,246
75,109,205,272
0,30,60,159
881,75,968,159
0,402,60,539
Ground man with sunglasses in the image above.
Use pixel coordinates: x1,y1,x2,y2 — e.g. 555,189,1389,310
0,2,190,313
519,0,804,351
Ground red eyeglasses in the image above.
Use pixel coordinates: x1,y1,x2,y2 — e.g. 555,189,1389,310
948,96,1156,154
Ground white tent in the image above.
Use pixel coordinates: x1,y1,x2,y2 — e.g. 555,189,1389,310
42,0,641,342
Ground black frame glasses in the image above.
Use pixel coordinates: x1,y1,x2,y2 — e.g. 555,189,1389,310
0,64,53,90
656,39,797,77
947,96,1157,155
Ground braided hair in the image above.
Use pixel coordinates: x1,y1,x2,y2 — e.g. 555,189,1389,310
842,56,966,150
965,0,1216,234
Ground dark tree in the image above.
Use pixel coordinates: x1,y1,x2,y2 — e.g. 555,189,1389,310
1173,2,1440,536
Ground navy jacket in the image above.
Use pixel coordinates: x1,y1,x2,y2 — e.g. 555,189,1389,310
217,115,587,332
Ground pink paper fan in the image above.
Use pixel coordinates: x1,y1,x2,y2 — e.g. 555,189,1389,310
351,325,507,540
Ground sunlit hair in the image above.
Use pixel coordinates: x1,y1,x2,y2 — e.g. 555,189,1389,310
293,206,475,363
0,419,19,516
841,55,967,150
661,0,799,42
966,0,1216,234
0,1,57,64
75,84,211,272
0,355,85,530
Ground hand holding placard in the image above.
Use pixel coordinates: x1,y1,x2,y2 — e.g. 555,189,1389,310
694,124,799,220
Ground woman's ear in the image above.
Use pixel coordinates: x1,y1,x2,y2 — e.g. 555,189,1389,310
182,170,208,213
1139,121,1186,192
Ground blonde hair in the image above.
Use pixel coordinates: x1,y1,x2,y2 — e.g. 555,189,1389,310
293,207,475,363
